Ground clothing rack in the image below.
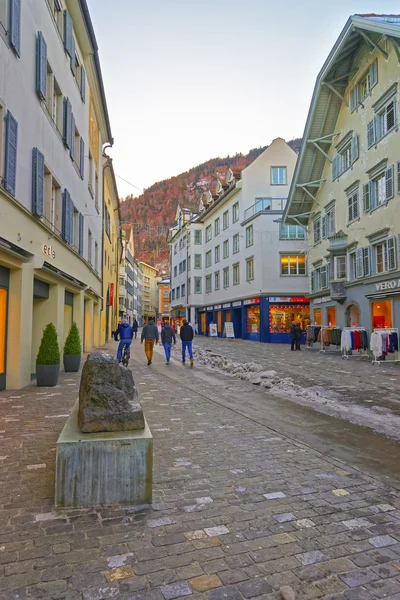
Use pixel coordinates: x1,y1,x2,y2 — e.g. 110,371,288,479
371,328,400,366
304,325,321,351
319,326,342,354
341,327,369,360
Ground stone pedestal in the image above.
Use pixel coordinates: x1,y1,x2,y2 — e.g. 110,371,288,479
55,400,153,508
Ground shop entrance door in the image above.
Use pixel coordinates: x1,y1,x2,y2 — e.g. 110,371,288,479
0,266,9,391
232,308,242,338
200,313,206,334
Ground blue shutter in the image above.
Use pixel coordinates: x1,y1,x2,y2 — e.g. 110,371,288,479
322,215,327,239
351,134,359,163
332,155,338,180
63,97,71,148
79,138,84,178
367,120,375,147
4,111,18,196
385,165,394,201
69,113,75,159
62,190,69,242
350,87,358,112
370,245,376,276
374,115,382,142
80,66,86,102
69,195,74,246
370,60,378,88
32,148,45,217
10,0,21,56
78,213,84,256
388,236,396,271
64,11,73,56
36,32,47,101
70,36,76,75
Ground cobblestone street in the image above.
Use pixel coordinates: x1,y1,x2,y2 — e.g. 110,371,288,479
2,338,400,599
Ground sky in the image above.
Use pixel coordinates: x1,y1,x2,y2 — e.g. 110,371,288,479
87,0,400,198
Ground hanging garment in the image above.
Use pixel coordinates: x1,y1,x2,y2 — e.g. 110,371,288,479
389,332,399,353
360,330,368,350
331,328,341,346
314,326,321,342
370,331,383,357
353,330,361,350
307,326,314,343
341,329,352,352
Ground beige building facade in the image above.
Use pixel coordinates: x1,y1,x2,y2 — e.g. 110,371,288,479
140,262,158,323
284,15,400,334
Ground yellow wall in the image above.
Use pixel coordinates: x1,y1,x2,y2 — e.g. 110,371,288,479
140,262,158,321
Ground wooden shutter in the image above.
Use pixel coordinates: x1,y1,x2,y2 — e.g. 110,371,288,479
351,134,359,163
68,195,74,246
385,165,394,200
70,36,76,75
64,11,73,56
80,138,84,178
4,111,18,196
367,120,375,147
388,236,396,271
347,196,353,222
79,213,84,256
369,180,376,211
332,155,338,180
322,215,327,239
69,113,75,159
10,0,21,56
36,32,47,101
62,190,74,245
370,60,378,88
32,148,45,217
374,115,382,142
62,190,69,242
362,183,370,212
362,247,371,276
63,97,71,148
350,87,358,112
80,66,86,102
355,248,363,278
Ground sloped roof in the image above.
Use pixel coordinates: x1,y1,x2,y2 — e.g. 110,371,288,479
284,15,400,224
177,198,200,213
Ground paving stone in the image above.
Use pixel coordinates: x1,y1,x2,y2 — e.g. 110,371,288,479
316,574,349,595
128,591,164,600
219,568,249,585
331,489,350,496
205,526,230,537
342,518,372,530
161,580,193,599
238,577,273,598
263,492,286,500
104,565,135,582
339,568,380,587
148,517,176,528
296,519,316,528
208,586,243,600
275,513,296,523
367,577,400,596
296,551,327,566
189,574,222,591
344,588,375,600
368,535,398,548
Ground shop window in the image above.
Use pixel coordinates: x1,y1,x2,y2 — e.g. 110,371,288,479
233,263,240,285
281,255,306,276
247,306,261,333
205,275,211,293
271,167,287,185
327,306,336,326
246,258,254,281
371,300,392,329
313,308,322,326
214,218,220,236
246,225,253,247
270,304,310,333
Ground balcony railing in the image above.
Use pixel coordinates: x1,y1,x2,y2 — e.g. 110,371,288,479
244,197,287,221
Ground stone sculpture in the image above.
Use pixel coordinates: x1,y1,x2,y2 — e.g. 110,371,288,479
78,352,145,433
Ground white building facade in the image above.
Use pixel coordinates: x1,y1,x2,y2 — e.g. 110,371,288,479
169,139,310,343
0,0,113,389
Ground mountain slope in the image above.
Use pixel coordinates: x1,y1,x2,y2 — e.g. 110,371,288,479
120,139,302,271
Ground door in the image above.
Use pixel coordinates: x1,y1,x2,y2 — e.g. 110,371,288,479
0,266,10,391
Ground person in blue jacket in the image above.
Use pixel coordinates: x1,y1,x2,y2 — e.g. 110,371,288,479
116,319,133,363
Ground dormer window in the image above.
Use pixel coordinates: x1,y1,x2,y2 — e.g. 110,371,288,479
350,60,378,112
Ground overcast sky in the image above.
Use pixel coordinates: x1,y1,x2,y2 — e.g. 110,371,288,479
87,1,400,197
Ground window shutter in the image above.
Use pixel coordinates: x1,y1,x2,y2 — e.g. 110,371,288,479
347,196,353,222
64,10,73,56
362,183,370,212
79,213,84,256
367,120,375,147
397,161,400,195
356,248,363,278
70,36,75,75
10,0,21,56
351,134,359,163
385,165,394,201
311,270,315,292
322,215,327,239
4,111,18,196
374,115,382,142
388,236,396,271
332,155,338,180
68,195,74,246
369,180,376,210
69,113,75,159
36,32,47,101
80,66,86,102
80,138,84,178
363,246,371,276
370,60,378,88
63,97,71,148
62,189,69,242
350,86,358,112
32,148,45,217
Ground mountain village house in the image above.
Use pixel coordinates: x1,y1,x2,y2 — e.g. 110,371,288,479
168,139,310,342
284,15,400,335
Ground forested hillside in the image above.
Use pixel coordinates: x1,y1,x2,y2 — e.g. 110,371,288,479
120,139,302,271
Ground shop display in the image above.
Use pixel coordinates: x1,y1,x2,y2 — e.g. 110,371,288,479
306,325,321,345
371,328,399,365
247,306,260,333
318,327,341,347
371,300,392,329
341,327,369,359
269,305,310,333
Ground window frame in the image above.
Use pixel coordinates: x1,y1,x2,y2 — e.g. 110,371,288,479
194,277,202,294
280,254,307,276
214,245,220,263
214,270,220,290
223,210,229,230
245,225,253,248
334,256,346,280
223,239,229,259
214,217,220,237
194,254,202,269
205,250,212,268
271,166,287,185
223,267,229,288
313,216,321,244
194,230,202,244
246,257,254,281
279,223,306,240
233,263,240,285
233,233,240,254
205,224,212,242
205,274,212,293
232,202,239,223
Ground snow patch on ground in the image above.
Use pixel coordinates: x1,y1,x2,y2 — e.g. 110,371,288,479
192,345,400,441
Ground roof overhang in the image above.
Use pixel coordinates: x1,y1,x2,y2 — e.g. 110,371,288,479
283,15,400,225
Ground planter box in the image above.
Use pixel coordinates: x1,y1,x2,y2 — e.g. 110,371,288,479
36,364,60,387
63,354,81,372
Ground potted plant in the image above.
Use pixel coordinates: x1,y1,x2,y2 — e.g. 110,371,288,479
36,323,61,387
63,322,82,372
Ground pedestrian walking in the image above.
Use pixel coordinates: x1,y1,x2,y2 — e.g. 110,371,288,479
294,322,302,351
116,320,133,362
180,320,194,366
141,318,159,365
132,318,138,339
289,321,296,351
161,322,176,365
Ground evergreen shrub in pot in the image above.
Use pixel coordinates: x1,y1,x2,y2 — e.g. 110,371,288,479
63,322,82,372
36,323,61,386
